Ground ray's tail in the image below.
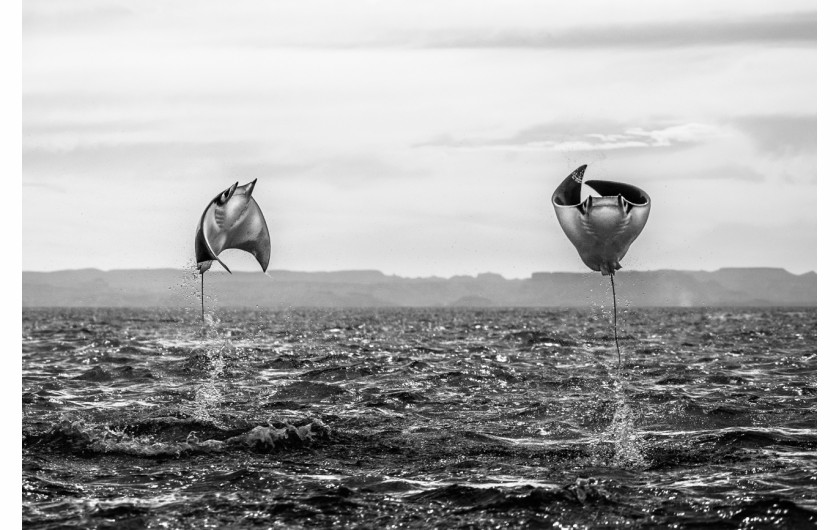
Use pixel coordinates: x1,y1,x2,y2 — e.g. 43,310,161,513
610,273,621,369
201,273,205,323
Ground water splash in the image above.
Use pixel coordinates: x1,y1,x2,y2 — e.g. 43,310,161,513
602,274,647,468
605,377,647,469
169,269,231,423
167,263,204,314
188,317,231,422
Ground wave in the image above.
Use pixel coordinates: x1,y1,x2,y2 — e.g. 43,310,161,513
24,416,331,458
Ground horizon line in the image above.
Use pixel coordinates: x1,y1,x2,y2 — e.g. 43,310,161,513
21,266,817,279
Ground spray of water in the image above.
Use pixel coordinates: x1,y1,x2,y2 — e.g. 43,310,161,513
601,274,647,468
188,313,230,422
168,262,231,422
168,264,203,313
605,378,647,468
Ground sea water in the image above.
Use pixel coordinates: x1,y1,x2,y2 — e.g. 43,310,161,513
22,306,816,528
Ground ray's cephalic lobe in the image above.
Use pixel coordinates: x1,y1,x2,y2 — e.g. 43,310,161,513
195,179,271,275
551,164,651,275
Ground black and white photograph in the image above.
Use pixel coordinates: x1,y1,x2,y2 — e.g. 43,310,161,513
21,1,822,528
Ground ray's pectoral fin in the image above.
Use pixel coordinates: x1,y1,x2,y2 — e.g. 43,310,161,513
228,237,271,272
219,199,271,273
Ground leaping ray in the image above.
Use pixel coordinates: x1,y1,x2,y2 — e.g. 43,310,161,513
194,179,271,320
551,165,651,368
551,165,650,276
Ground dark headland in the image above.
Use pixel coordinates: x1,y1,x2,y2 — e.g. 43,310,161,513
22,268,816,308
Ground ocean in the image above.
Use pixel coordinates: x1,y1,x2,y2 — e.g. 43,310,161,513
22,305,816,528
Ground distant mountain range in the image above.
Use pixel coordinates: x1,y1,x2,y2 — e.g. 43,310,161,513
22,268,816,308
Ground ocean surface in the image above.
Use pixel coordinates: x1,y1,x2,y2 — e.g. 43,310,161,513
22,302,817,528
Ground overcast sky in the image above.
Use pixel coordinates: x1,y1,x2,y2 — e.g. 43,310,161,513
22,0,816,277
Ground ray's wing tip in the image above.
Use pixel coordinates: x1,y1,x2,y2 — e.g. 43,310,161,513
216,257,232,274
258,253,270,273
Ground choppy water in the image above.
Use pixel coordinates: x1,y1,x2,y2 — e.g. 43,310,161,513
23,302,816,528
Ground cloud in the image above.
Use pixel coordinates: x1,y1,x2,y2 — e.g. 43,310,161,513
23,118,163,136
413,12,815,49
731,114,816,156
32,3,812,50
22,141,261,180
417,121,721,152
23,181,67,193
23,139,425,191
231,10,816,50
610,164,767,184
228,154,426,188
23,2,134,31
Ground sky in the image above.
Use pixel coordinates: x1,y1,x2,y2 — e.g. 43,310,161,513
22,0,817,277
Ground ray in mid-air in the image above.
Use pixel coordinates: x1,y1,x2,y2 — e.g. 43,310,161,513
195,179,271,321
551,164,651,367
